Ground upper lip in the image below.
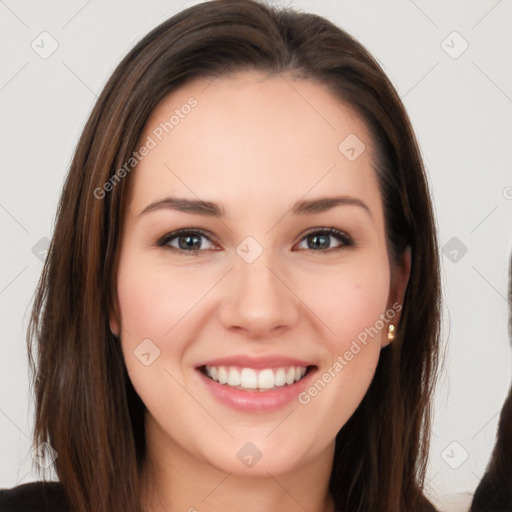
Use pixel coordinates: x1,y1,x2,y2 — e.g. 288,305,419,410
196,355,316,370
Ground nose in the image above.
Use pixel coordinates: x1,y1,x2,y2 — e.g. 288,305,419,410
218,253,301,339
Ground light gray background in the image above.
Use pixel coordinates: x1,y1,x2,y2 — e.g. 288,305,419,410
1,1,511,510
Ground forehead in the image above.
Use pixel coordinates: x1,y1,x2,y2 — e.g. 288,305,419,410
128,70,381,220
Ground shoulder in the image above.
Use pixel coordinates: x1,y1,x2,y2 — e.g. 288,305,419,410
0,481,69,512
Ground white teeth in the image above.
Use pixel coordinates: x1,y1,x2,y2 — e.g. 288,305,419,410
218,366,228,384
203,365,309,390
258,369,275,389
227,367,241,386
274,368,286,387
240,368,257,389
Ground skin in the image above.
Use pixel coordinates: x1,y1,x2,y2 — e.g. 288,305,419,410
110,70,411,512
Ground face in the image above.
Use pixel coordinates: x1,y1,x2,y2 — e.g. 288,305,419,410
110,70,410,477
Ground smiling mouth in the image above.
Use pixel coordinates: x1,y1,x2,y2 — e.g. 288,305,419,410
198,364,317,392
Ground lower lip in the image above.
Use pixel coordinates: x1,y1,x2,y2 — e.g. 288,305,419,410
196,367,316,413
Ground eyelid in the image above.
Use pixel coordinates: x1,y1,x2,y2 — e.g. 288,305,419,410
155,226,354,254
155,228,219,252
298,226,350,241
295,226,354,251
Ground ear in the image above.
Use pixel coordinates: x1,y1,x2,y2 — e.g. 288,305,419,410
382,245,411,348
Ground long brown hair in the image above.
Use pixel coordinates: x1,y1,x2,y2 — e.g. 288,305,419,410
27,1,441,511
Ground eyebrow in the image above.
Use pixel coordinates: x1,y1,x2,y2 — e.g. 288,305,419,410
139,195,371,219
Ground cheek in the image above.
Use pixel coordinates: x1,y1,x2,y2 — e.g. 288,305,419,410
300,259,391,347
294,260,390,411
115,256,196,414
114,252,192,389
293,277,388,437
116,252,204,342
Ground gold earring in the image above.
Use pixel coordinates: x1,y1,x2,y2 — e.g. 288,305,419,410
387,324,395,341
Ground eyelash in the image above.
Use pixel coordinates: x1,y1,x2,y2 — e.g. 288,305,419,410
155,227,355,255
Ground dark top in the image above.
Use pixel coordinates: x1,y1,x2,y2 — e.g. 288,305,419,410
0,480,446,511
0,481,69,512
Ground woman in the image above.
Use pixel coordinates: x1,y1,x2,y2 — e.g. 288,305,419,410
0,1,441,511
